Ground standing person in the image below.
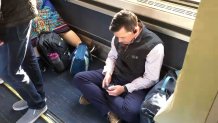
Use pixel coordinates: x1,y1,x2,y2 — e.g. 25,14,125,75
73,10,164,123
0,0,47,123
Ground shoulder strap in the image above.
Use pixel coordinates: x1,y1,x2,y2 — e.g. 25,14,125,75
160,70,181,92
160,76,174,92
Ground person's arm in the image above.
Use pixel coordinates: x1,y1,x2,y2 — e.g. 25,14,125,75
102,37,118,88
125,43,164,93
102,36,118,75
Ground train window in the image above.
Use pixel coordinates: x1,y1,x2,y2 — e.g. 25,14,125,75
135,0,198,19
163,0,201,7
91,0,198,30
68,0,200,42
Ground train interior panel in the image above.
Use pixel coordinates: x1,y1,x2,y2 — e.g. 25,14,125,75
2,0,217,123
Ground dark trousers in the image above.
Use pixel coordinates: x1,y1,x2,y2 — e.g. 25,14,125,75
0,21,45,109
73,69,147,123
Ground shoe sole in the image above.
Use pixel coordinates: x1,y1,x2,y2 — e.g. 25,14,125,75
13,100,28,111
16,105,48,123
29,105,48,123
13,98,47,111
13,105,28,111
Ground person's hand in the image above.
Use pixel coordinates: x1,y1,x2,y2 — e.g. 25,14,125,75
102,72,112,88
107,85,125,96
0,40,4,46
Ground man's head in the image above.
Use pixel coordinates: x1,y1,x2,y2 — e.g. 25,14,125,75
109,10,139,44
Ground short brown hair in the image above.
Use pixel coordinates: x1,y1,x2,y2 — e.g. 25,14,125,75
109,10,138,32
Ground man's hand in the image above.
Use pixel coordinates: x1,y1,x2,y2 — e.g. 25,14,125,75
102,72,112,88
107,85,125,96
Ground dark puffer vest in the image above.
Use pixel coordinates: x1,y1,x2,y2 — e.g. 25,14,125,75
114,27,163,82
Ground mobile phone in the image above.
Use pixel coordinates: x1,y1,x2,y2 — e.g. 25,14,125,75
104,83,114,90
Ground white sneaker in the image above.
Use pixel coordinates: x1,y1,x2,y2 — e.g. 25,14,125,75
16,105,47,123
13,98,47,111
13,100,28,111
0,78,4,84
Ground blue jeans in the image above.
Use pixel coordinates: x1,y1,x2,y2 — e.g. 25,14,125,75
0,21,45,109
73,69,147,123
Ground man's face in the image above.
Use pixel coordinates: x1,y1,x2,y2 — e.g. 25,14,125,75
114,27,135,45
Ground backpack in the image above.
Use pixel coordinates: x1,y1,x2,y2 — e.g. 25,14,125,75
140,70,180,123
37,32,72,72
70,43,89,76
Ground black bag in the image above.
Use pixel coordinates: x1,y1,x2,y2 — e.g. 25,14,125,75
37,32,72,72
140,70,180,123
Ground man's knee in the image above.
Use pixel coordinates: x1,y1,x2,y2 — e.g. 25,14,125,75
74,71,88,79
73,71,89,85
122,105,140,122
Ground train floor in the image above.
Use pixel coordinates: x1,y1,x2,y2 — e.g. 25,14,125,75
0,57,107,123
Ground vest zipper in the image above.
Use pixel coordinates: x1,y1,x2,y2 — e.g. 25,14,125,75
124,45,129,53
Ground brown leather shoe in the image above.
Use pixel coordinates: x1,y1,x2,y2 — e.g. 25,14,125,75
81,38,96,53
108,112,121,123
79,96,90,105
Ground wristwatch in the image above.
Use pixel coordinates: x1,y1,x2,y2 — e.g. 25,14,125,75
123,85,128,93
